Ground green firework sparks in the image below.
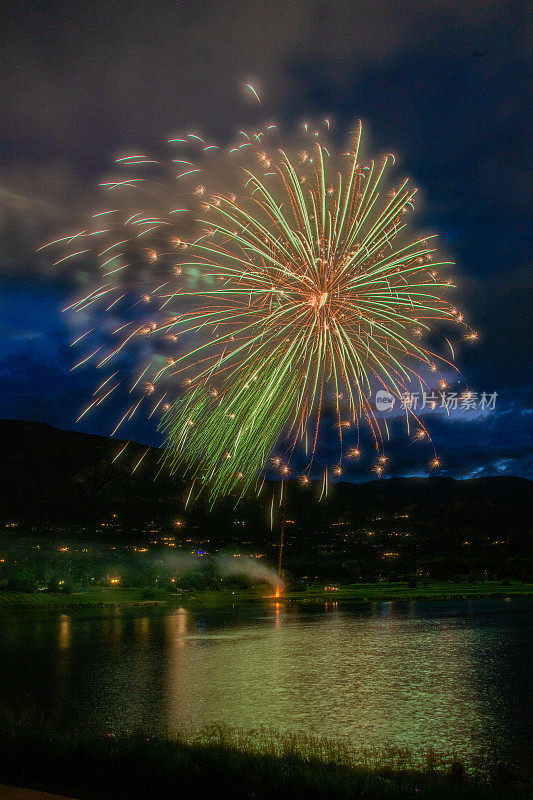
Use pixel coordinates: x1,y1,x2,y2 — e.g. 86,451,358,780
49,119,476,502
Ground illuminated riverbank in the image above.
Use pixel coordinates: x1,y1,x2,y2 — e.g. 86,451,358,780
0,580,531,609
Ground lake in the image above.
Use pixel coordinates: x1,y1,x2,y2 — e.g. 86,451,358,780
0,599,530,764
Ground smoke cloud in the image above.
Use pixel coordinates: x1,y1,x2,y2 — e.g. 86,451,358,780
157,551,282,591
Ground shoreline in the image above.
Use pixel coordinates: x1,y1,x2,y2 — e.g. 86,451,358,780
0,580,531,611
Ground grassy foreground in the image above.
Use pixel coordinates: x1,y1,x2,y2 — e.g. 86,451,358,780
0,580,531,609
0,713,529,800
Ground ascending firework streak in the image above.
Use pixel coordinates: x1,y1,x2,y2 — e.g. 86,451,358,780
47,114,476,503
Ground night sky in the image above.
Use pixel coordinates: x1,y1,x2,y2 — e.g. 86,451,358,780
0,0,531,480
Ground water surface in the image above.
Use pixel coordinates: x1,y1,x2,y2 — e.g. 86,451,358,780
1,599,530,763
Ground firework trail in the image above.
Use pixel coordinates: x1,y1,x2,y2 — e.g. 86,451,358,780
46,110,476,502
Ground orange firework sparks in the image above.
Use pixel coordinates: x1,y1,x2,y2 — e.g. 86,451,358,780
48,99,475,498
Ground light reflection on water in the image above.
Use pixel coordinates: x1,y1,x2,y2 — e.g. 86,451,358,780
0,599,530,762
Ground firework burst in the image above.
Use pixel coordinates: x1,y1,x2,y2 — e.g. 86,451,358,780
47,115,475,502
